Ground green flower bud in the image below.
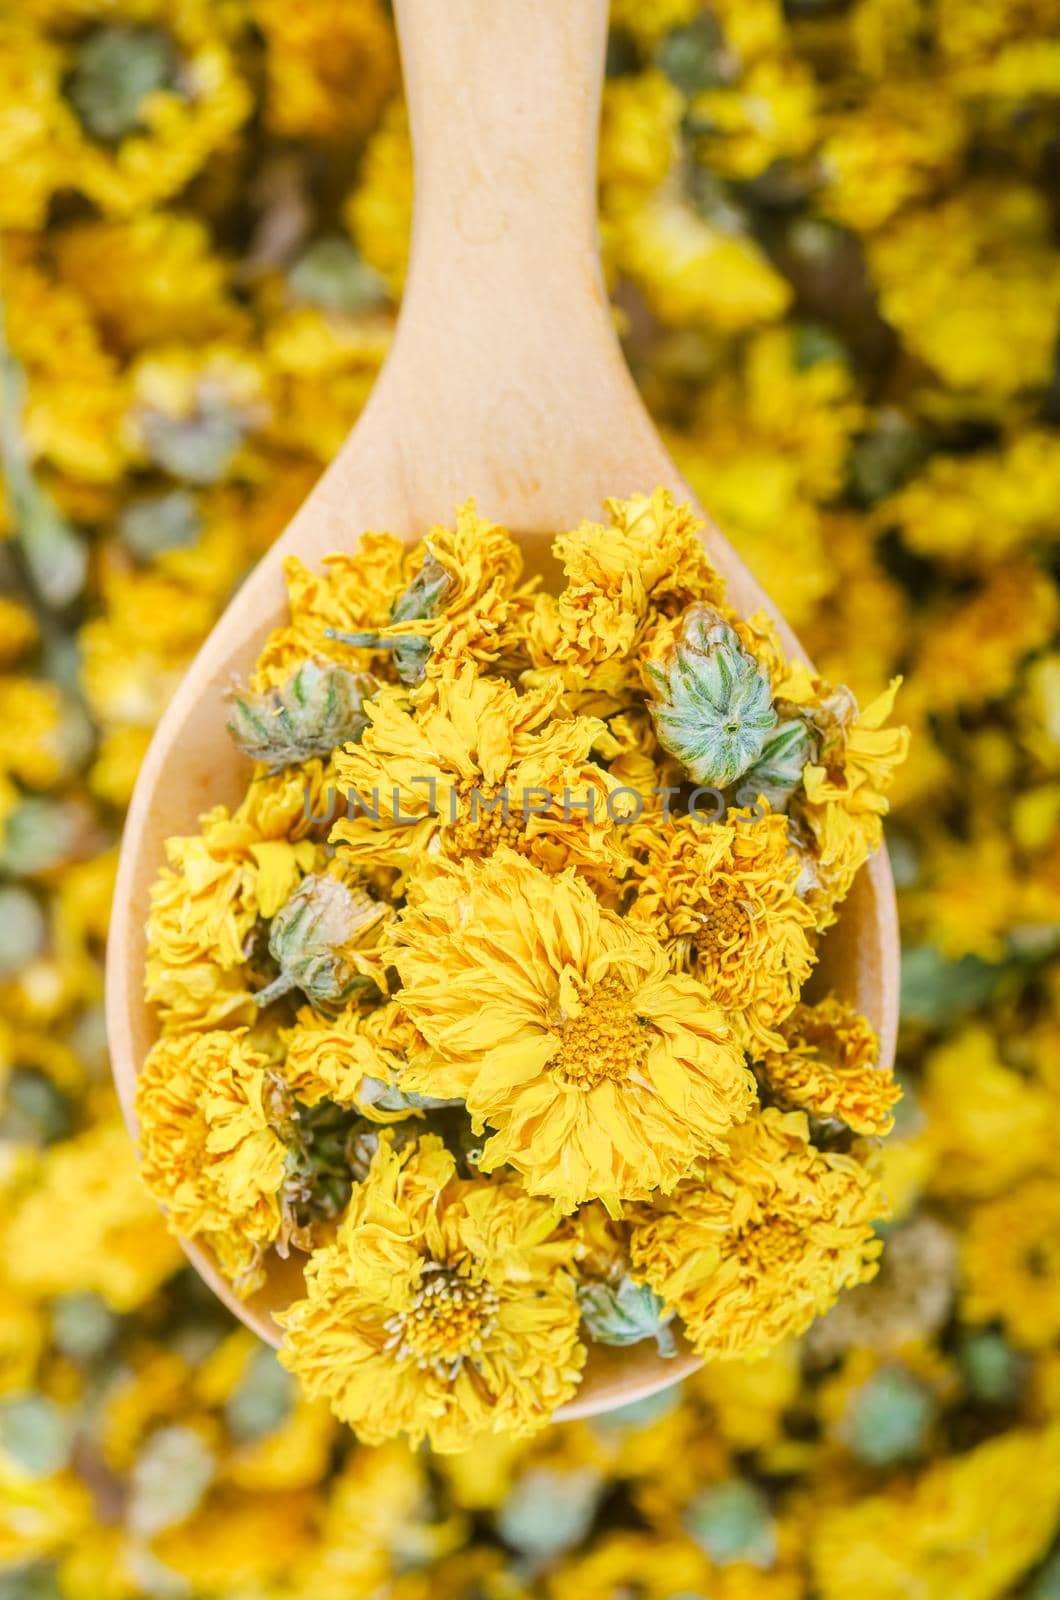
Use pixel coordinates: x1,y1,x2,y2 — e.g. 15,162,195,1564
279,1095,360,1246
49,1294,117,1363
119,490,202,562
0,887,47,975
656,15,728,95
959,1331,1025,1407
0,352,87,610
497,1467,603,1560
0,1395,72,1479
684,1480,777,1569
326,550,452,686
647,605,777,789
255,874,385,1011
288,237,387,315
67,25,181,144
139,403,246,485
0,796,95,877
226,660,378,773
128,1425,215,1539
577,1275,676,1357
840,1367,936,1466
3,1071,74,1147
0,1563,64,1600
899,947,1002,1028
734,718,818,811
224,1346,296,1443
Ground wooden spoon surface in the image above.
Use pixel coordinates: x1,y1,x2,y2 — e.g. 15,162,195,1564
106,0,899,1421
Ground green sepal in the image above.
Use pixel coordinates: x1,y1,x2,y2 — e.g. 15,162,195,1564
648,605,777,788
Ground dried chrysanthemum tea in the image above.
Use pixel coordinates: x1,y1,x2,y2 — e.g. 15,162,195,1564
646,604,777,788
226,660,379,772
137,489,906,1450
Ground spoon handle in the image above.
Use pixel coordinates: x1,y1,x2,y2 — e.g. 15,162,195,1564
341,0,679,532
394,0,609,359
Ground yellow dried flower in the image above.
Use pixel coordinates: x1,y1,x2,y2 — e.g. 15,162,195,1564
3,1119,182,1310
630,1108,884,1359
628,810,816,1055
392,847,754,1214
134,1029,286,1295
961,1178,1060,1350
868,183,1060,401
759,996,900,1137
253,0,396,143
276,1134,585,1450
331,667,626,883
812,1425,1060,1600
526,488,725,697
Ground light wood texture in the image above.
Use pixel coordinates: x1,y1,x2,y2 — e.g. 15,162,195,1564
106,0,900,1423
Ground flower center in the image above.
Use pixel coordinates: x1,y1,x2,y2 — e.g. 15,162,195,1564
383,1264,499,1381
551,975,650,1090
695,894,752,959
736,1217,804,1275
443,782,531,860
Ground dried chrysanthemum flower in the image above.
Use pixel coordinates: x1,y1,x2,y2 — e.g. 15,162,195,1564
392,846,755,1213
330,666,626,882
134,1030,286,1296
627,809,816,1054
276,1134,585,1450
646,604,778,788
254,870,388,1011
758,994,901,1137
226,660,378,773
630,1108,884,1360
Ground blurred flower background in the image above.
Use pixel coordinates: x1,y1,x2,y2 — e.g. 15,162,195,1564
1,0,1059,1595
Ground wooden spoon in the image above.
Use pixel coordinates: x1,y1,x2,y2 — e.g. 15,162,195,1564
107,0,899,1422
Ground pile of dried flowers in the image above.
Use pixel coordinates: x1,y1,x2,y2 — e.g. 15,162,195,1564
2,0,1060,1594
137,489,906,1448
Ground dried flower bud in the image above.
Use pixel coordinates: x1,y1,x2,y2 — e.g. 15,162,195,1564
0,886,47,974
128,1424,215,1539
577,1275,676,1356
288,237,387,315
734,718,818,811
839,1367,936,1466
224,1347,296,1443
255,873,385,1011
497,1467,603,1560
959,1331,1025,1407
326,550,452,685
67,25,181,144
685,1480,777,1569
227,660,378,773
119,490,201,562
0,1395,72,1479
647,605,777,788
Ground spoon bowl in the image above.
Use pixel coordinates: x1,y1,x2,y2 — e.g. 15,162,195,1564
107,0,899,1421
